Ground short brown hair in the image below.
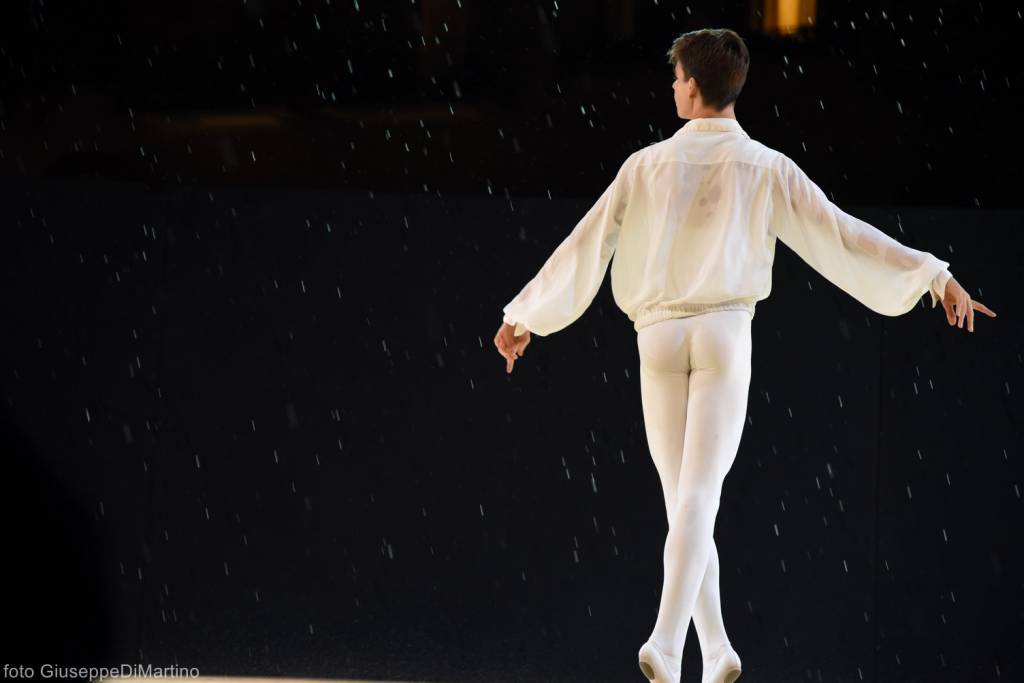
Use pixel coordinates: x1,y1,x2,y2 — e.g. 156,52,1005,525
665,28,750,111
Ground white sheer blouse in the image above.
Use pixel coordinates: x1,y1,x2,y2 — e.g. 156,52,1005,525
503,117,952,337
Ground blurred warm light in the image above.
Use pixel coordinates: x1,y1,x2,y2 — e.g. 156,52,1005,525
151,112,287,131
194,113,285,129
756,0,817,36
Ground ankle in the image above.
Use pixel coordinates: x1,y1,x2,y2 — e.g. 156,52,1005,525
650,637,682,664
703,640,734,663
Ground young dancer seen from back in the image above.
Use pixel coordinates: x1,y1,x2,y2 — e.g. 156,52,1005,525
494,27,996,683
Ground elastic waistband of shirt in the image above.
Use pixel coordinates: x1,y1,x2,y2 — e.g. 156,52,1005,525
633,299,757,332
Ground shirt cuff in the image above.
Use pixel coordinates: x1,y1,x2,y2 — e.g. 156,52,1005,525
929,269,953,308
503,313,528,336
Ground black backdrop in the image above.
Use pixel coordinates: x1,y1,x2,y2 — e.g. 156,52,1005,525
1,178,1018,682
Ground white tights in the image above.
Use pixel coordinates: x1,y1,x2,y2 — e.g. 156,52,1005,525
636,310,753,664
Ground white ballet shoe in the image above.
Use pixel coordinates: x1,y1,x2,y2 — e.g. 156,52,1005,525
701,643,742,683
638,640,681,682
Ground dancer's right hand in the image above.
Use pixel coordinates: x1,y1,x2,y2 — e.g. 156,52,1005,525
494,321,531,374
939,276,996,332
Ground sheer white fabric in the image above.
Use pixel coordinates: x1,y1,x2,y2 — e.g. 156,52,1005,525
771,149,952,316
502,117,952,336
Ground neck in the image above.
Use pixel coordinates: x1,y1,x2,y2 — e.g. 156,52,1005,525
690,105,736,120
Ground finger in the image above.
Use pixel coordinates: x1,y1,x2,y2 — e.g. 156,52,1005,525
968,303,974,332
958,298,965,328
973,301,997,317
506,356,514,373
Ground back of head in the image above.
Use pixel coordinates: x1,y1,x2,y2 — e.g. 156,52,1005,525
665,28,750,110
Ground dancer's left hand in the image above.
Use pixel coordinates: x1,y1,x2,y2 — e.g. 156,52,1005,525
494,321,531,374
939,276,996,332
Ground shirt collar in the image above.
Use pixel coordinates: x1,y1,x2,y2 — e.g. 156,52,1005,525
674,117,749,139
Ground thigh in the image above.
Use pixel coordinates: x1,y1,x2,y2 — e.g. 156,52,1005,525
676,311,753,496
637,319,695,515
639,360,689,515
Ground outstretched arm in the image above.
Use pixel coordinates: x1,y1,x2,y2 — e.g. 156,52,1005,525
770,152,950,316
501,152,635,337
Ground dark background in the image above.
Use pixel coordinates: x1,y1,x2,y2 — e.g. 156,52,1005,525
1,1,1021,682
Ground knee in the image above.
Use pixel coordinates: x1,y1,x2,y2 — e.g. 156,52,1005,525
671,487,721,521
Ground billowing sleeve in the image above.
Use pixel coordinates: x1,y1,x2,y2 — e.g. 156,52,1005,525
929,268,953,308
502,153,635,336
770,153,951,316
